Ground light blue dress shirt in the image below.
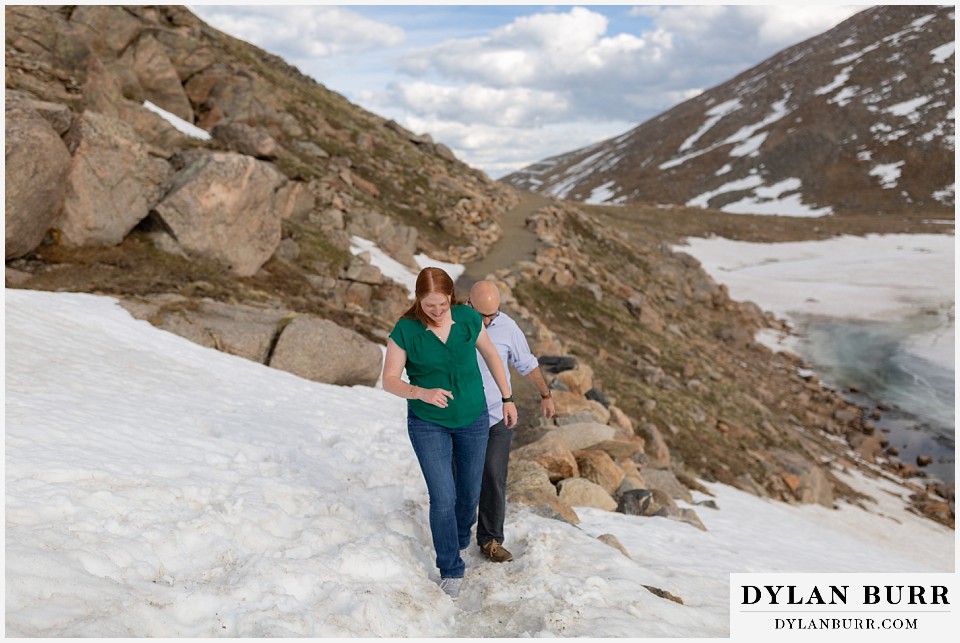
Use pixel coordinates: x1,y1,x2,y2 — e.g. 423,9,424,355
475,311,540,427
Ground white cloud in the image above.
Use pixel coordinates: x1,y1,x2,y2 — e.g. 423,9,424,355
399,7,666,91
396,116,633,179
389,5,860,129
742,5,865,46
188,5,404,59
362,81,569,128
649,5,863,49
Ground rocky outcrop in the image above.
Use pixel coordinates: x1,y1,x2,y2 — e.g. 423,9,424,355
119,295,383,388
125,32,195,122
57,110,172,247
346,209,419,270
269,317,383,387
558,477,618,511
120,295,294,364
152,152,287,276
504,350,708,530
506,458,580,525
211,122,278,159
5,92,72,259
5,4,517,278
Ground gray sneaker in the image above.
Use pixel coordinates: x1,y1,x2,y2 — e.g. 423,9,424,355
439,577,462,599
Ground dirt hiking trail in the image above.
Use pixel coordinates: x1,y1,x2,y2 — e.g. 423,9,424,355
457,190,550,290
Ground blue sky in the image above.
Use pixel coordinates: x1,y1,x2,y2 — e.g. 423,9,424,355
188,4,866,178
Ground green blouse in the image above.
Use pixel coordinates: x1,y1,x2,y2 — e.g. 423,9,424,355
389,304,487,428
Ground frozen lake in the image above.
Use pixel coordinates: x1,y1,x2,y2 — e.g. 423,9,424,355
675,232,955,483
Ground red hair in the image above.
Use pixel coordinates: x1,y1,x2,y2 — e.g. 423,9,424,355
403,267,460,327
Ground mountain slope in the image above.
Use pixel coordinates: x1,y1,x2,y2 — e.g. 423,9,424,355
5,5,952,523
502,5,955,217
5,4,517,340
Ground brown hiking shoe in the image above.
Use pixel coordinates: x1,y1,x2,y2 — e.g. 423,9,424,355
480,540,513,563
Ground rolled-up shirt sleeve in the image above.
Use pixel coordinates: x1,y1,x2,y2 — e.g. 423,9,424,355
507,324,540,376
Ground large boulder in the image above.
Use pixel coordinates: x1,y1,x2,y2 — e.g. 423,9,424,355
552,390,610,425
211,122,278,159
80,55,196,158
8,6,136,76
641,467,694,503
152,152,287,276
5,93,72,259
70,5,144,61
56,110,172,247
506,459,580,525
638,423,672,468
510,433,579,483
572,450,625,496
120,296,295,364
506,458,558,497
557,478,618,511
346,209,419,270
584,438,643,461
268,317,383,387
545,422,616,451
555,363,594,396
184,62,297,135
123,33,194,122
772,449,835,508
151,19,217,80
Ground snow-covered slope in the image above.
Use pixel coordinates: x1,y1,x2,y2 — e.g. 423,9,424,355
5,288,954,637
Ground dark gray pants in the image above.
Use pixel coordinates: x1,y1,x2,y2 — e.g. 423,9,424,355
476,419,513,547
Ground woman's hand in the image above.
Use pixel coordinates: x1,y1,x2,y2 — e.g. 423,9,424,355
419,387,454,408
503,401,518,428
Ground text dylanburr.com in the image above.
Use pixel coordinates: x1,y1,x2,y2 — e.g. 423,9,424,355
730,573,956,640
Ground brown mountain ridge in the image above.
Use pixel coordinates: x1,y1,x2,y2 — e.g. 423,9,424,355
503,5,955,218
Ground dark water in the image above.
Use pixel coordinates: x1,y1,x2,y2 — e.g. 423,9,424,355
791,313,955,484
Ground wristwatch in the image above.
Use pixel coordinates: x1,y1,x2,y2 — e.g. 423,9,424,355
501,395,515,403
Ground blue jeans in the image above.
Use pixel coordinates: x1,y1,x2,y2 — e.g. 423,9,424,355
407,406,489,579
477,419,512,547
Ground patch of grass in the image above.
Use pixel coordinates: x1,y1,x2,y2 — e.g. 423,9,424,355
273,153,323,181
282,219,352,277
582,202,953,247
27,234,243,300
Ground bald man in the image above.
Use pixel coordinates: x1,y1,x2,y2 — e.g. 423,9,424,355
468,280,555,563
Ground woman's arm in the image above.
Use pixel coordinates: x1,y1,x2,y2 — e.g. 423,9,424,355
476,327,518,428
382,338,453,408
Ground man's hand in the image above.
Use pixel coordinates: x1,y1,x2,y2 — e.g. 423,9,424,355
541,395,556,419
503,401,518,428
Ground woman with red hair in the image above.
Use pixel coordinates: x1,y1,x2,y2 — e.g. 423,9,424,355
381,266,517,599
